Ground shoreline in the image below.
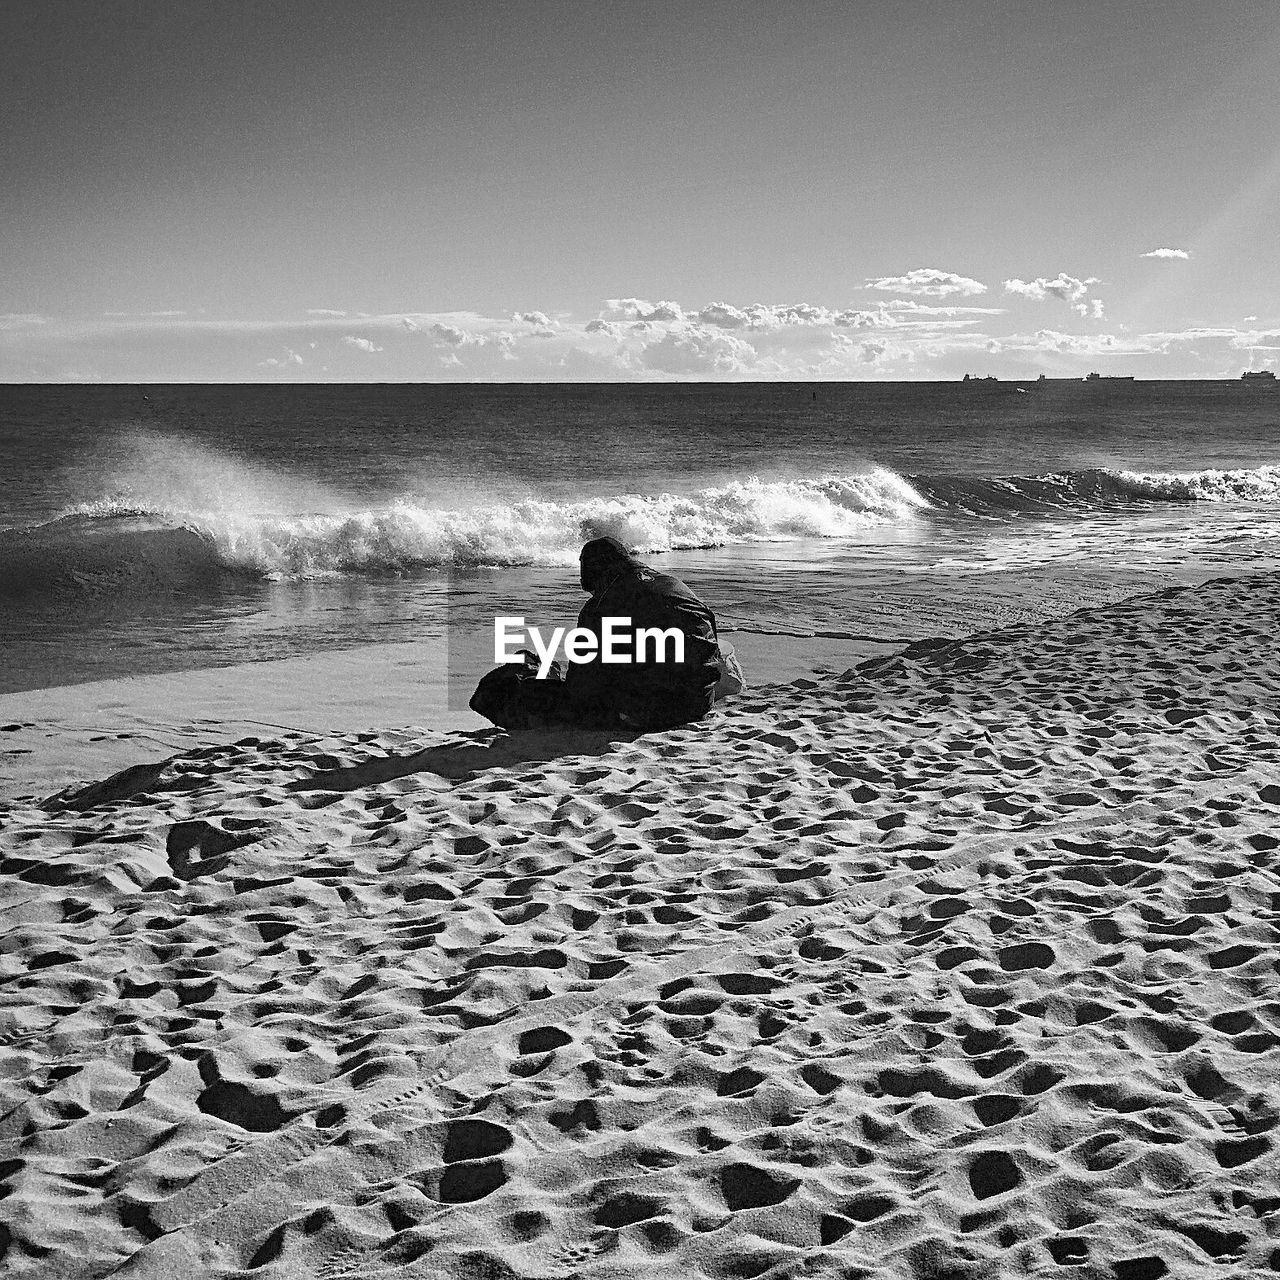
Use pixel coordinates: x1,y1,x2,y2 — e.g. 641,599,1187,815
0,558,1244,801
1,570,1277,1277
0,626,898,801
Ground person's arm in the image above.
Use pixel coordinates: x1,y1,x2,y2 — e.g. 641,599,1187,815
563,587,617,709
628,583,720,691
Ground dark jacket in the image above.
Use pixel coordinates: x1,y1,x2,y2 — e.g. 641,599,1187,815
566,538,720,729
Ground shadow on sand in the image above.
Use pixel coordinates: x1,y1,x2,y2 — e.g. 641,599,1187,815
285,726,642,791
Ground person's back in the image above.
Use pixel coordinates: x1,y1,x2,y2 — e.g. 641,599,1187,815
469,536,724,732
566,538,721,730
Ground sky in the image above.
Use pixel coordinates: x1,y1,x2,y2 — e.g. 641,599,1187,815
3,0,1279,382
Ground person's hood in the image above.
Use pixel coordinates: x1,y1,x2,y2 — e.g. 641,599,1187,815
579,536,640,593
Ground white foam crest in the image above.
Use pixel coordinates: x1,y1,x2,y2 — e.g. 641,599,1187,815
1114,465,1280,502
65,470,928,578
78,430,354,521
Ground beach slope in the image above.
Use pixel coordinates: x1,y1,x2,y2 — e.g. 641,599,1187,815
1,574,1278,1278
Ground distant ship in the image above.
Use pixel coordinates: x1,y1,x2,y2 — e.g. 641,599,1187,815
961,374,1023,392
1084,372,1135,381
1241,369,1276,381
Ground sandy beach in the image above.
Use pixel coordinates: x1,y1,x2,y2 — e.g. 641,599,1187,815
2,572,1278,1279
7,1,1280,1275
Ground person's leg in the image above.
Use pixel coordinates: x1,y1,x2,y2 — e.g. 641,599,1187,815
562,681,624,730
616,684,716,731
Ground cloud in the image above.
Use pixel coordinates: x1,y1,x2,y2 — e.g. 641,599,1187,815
1145,325,1280,350
11,295,1268,382
0,299,999,382
513,310,556,327
833,309,897,328
1009,329,1123,354
102,310,187,319
1040,330,1108,352
695,302,909,330
881,300,1006,317
1003,273,1099,303
430,322,473,346
602,298,687,322
258,349,304,368
864,269,987,298
697,302,751,329
0,299,991,382
697,302,831,329
600,297,984,336
1072,299,1105,319
684,300,1002,333
1141,248,1190,260
639,328,756,376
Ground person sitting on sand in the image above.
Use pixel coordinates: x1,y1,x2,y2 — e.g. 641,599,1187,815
470,536,725,732
566,535,723,729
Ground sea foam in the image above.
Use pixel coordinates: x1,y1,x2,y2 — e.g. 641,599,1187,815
60,470,927,580
5,463,1278,599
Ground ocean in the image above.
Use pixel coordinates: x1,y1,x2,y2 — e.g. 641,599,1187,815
2,381,1278,696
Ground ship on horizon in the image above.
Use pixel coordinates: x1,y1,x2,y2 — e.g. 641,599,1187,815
1241,369,1276,381
1029,372,1138,383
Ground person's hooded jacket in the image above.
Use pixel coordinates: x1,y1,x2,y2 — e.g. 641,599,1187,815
566,537,720,727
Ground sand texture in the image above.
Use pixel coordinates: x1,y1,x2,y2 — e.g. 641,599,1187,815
2,573,1278,1279
0,630,892,803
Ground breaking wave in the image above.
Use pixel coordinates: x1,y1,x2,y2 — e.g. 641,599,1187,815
3,464,1277,600
0,471,924,598
912,465,1280,515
